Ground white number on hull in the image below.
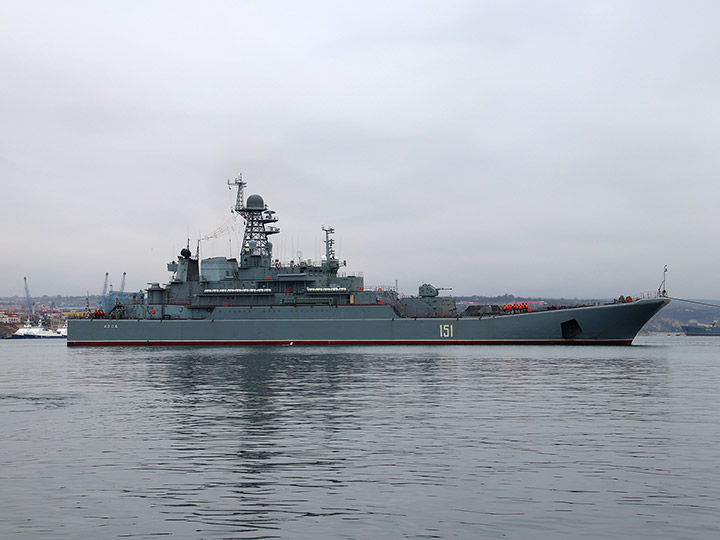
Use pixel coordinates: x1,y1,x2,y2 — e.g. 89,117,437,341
439,324,454,338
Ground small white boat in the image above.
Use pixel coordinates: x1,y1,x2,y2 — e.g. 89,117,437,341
11,320,66,339
55,322,68,337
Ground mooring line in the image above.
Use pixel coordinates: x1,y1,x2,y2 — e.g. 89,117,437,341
668,297,720,309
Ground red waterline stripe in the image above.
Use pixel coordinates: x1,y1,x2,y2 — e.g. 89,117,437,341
68,339,633,347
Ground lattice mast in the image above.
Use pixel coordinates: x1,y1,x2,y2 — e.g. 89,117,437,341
230,175,279,267
228,174,247,214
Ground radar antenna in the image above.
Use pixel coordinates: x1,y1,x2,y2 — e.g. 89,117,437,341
232,177,280,267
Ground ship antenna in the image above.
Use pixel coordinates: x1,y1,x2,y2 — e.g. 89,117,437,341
322,226,336,261
228,174,247,215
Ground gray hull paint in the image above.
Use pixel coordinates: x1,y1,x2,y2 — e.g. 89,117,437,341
68,297,669,346
68,178,670,347
681,325,720,336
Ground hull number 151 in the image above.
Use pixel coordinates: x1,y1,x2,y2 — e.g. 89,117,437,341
439,324,454,337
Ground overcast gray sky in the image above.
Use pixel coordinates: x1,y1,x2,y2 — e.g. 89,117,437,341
2,0,719,299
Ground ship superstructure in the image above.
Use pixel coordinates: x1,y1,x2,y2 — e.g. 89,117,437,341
68,176,669,346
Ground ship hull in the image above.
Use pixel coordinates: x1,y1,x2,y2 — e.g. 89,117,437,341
10,334,65,339
67,298,668,346
681,325,720,336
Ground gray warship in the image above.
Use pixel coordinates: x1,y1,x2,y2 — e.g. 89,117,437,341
68,176,669,346
681,321,720,336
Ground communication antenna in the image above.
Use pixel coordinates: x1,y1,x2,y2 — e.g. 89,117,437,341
228,174,247,215
322,226,336,260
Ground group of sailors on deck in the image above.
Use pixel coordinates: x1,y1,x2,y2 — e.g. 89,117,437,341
503,303,531,314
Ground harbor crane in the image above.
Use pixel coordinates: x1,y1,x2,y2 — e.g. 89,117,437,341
107,284,114,311
99,272,109,312
118,272,127,303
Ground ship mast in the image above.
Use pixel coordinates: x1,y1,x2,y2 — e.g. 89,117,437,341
322,226,335,261
228,174,247,214
231,175,279,267
321,225,341,272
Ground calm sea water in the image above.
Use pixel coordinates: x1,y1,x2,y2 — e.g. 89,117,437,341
1,336,719,539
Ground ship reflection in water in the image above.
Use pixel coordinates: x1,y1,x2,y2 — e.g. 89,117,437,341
3,339,720,538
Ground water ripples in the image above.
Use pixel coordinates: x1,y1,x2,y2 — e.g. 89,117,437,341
1,338,719,538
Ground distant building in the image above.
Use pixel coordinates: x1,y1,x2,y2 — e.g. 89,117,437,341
0,312,21,324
